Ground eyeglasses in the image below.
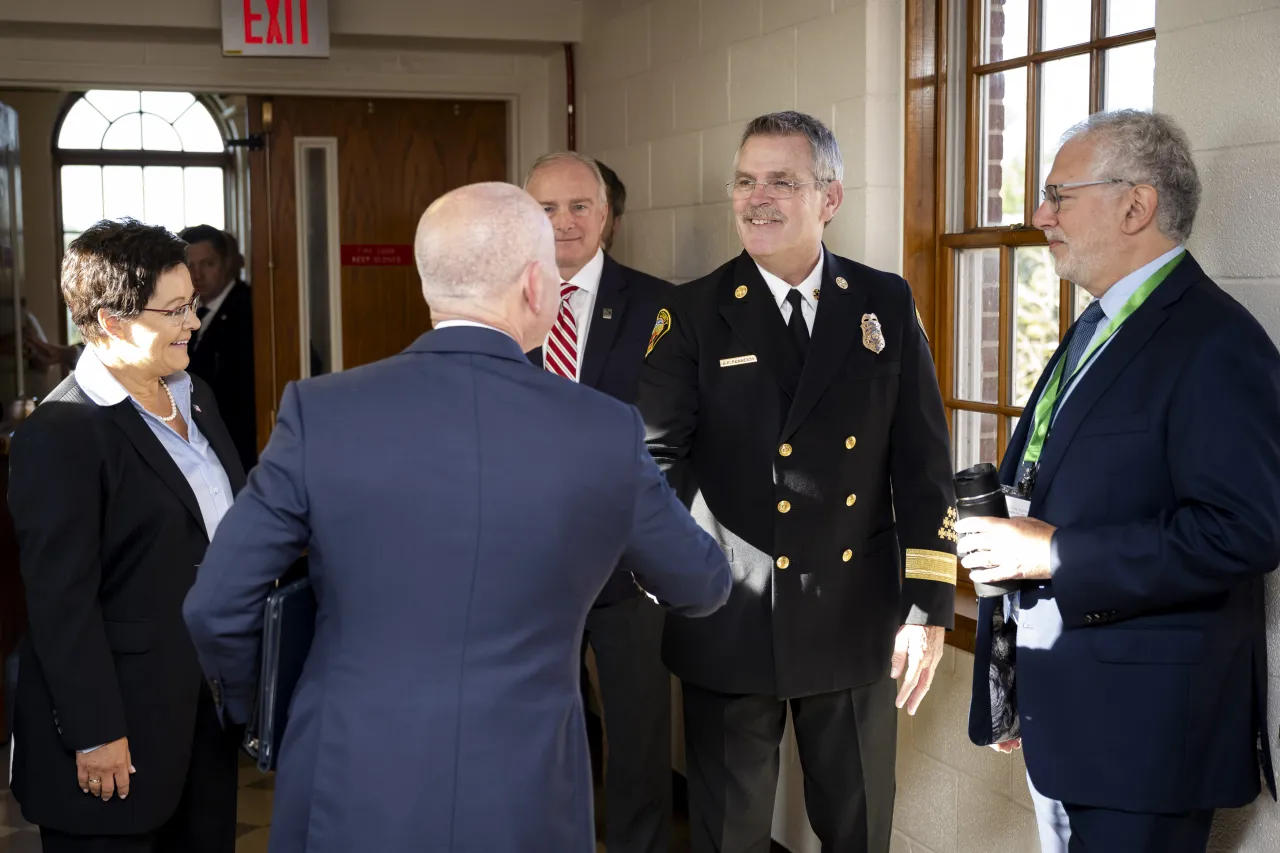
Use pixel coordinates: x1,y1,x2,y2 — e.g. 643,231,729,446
726,178,830,200
1041,178,1136,213
140,294,201,325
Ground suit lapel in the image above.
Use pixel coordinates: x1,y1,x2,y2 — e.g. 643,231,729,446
1029,258,1200,504
191,382,247,494
102,402,208,539
781,250,866,440
717,252,802,400
579,255,628,389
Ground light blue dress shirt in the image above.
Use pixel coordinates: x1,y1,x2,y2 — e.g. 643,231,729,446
1048,245,1185,425
76,347,235,540
1005,245,1186,623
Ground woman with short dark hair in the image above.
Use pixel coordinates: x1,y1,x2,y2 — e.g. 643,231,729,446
8,218,242,853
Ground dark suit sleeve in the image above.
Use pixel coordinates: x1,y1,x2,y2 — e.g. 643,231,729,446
636,296,699,505
1051,322,1280,628
890,284,957,629
183,382,311,724
622,408,731,616
9,413,127,750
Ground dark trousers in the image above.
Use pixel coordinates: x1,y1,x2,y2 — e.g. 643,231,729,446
681,677,897,853
583,594,672,853
1028,770,1214,853
40,690,240,853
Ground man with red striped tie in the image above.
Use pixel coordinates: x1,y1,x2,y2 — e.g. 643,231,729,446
524,151,677,853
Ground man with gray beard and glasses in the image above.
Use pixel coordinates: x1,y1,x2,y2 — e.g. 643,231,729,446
961,110,1280,853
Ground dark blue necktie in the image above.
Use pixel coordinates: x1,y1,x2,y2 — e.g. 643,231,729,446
1060,300,1106,382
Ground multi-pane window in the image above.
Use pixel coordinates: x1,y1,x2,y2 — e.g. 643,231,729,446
940,0,1155,472
56,91,230,342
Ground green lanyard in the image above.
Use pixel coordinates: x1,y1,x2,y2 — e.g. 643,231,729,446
1021,252,1184,466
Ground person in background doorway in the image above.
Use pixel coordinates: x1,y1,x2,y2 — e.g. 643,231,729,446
178,225,257,471
524,151,676,853
8,218,243,853
596,160,626,255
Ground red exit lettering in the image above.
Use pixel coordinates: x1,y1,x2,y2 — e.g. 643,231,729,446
243,0,310,46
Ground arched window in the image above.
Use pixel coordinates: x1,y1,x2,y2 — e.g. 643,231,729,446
55,90,231,341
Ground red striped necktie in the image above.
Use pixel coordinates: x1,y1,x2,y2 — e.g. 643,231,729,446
544,283,580,380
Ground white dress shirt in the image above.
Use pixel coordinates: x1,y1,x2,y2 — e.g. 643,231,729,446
433,319,521,345
544,247,606,382
193,279,237,347
756,256,822,334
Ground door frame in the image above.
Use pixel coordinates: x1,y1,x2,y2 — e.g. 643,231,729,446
246,94,514,448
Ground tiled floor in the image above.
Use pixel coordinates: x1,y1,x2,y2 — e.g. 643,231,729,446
2,729,702,853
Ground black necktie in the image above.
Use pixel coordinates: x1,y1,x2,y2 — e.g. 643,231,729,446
785,288,809,359
193,305,210,348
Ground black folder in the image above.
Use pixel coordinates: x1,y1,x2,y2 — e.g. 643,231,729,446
243,575,316,772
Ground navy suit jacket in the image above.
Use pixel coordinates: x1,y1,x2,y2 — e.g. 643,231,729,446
967,252,1280,813
528,252,674,606
183,326,730,853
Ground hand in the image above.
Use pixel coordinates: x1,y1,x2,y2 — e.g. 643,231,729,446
956,516,1056,584
76,737,135,801
989,737,1021,754
890,624,945,715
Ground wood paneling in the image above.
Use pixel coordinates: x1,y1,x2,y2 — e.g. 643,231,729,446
903,0,943,349
248,96,507,447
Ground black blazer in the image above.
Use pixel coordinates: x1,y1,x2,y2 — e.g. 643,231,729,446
637,248,957,699
188,281,257,472
969,252,1280,813
7,372,246,835
528,253,673,606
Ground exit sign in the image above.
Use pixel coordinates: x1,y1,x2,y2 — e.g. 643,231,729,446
222,0,330,58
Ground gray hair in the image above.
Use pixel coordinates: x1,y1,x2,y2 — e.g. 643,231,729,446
415,182,554,304
734,111,844,183
523,151,609,209
1062,110,1201,243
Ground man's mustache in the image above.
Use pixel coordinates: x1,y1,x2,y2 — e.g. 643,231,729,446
742,205,785,223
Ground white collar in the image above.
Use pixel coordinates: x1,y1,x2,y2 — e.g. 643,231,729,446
75,345,191,408
755,254,824,314
431,319,521,345
1096,245,1185,321
562,247,605,294
200,279,237,319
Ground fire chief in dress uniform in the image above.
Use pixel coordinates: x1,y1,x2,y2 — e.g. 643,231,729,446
637,111,957,853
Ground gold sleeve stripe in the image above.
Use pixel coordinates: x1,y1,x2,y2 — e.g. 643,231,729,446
905,549,957,586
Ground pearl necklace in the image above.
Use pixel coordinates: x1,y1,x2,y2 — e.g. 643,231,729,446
156,378,179,423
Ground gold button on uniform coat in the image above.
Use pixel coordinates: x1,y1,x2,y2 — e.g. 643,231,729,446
637,247,958,701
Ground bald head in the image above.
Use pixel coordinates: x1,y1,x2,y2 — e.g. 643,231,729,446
415,182,560,350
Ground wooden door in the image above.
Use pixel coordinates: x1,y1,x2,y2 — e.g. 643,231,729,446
247,96,507,445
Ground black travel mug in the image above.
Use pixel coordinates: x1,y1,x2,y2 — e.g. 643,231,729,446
954,463,1019,598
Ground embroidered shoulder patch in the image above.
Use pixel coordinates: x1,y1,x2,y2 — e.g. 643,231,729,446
937,506,958,543
916,306,930,343
645,309,672,358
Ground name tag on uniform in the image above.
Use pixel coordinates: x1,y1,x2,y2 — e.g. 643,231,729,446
719,355,758,368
